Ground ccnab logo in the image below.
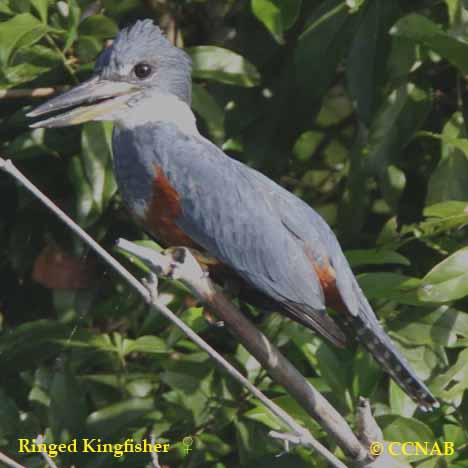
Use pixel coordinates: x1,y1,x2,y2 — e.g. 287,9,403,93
388,442,454,457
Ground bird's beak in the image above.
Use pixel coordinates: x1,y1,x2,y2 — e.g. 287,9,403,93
27,76,139,128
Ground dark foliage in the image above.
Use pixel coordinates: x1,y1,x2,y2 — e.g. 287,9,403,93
1,0,468,466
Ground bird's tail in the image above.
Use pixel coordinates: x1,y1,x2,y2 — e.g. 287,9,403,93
344,292,439,411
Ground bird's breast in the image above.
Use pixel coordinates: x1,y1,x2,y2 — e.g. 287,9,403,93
112,125,195,247
144,164,198,248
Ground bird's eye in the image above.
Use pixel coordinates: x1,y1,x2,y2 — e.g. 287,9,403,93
133,63,152,79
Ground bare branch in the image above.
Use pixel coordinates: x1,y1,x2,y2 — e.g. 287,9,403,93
357,397,384,449
35,435,59,468
0,452,26,468
269,430,301,454
117,242,354,466
0,87,65,99
0,156,373,467
118,241,373,464
149,435,162,468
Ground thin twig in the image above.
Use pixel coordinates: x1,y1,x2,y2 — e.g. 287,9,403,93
35,435,59,468
0,87,65,99
149,435,162,468
44,34,78,83
356,397,383,449
0,452,26,468
269,430,301,444
0,156,373,467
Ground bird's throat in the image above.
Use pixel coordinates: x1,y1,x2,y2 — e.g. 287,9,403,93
115,91,200,137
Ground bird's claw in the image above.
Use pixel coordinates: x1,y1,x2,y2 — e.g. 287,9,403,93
142,272,159,302
165,247,207,283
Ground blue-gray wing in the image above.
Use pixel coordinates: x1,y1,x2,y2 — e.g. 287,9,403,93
150,126,347,346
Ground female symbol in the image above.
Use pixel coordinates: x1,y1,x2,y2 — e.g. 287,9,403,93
182,436,193,455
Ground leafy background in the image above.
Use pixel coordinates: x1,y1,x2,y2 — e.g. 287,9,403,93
0,0,468,467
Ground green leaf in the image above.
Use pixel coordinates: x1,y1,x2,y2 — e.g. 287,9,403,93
69,155,96,227
387,35,419,82
78,14,118,39
189,46,261,87
243,403,283,431
357,82,430,210
316,342,353,403
161,358,212,395
391,13,468,74
381,164,407,210
338,129,371,243
49,365,88,441
64,0,81,52
431,348,468,405
78,122,117,227
198,433,232,457
294,0,354,101
352,348,382,399
9,0,30,13
76,35,102,63
86,398,154,437
0,389,20,439
347,0,399,124
424,201,468,219
419,247,468,302
0,13,47,66
414,201,468,241
424,113,468,203
366,83,431,175
8,128,53,159
166,307,207,347
161,355,214,425
0,320,70,370
443,423,466,450
346,0,367,13
5,44,61,85
346,248,410,267
124,336,168,355
0,1,13,14
377,416,436,463
389,380,417,417
413,201,468,240
397,342,440,380
280,0,302,29
102,0,140,18
192,83,225,144
251,0,301,44
358,273,423,305
390,307,468,347
292,130,324,161
258,395,316,428
30,0,48,22
378,415,434,443
252,0,284,43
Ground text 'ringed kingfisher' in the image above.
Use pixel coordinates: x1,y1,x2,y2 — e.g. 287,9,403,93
28,20,438,410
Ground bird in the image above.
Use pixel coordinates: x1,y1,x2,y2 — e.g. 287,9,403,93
28,19,438,410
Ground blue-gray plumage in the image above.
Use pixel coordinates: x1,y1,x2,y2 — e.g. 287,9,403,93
28,19,438,410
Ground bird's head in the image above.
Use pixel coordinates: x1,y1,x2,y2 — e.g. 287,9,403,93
28,20,192,128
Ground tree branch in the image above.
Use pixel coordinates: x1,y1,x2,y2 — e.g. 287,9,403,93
0,87,65,99
117,241,372,464
0,452,26,468
0,156,376,467
35,435,59,468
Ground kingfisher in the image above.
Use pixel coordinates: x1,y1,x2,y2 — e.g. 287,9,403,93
28,20,438,410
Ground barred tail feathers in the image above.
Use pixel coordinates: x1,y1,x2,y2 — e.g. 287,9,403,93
345,295,438,411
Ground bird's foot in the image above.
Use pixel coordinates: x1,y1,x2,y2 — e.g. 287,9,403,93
164,247,209,283
142,272,159,302
203,307,224,327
